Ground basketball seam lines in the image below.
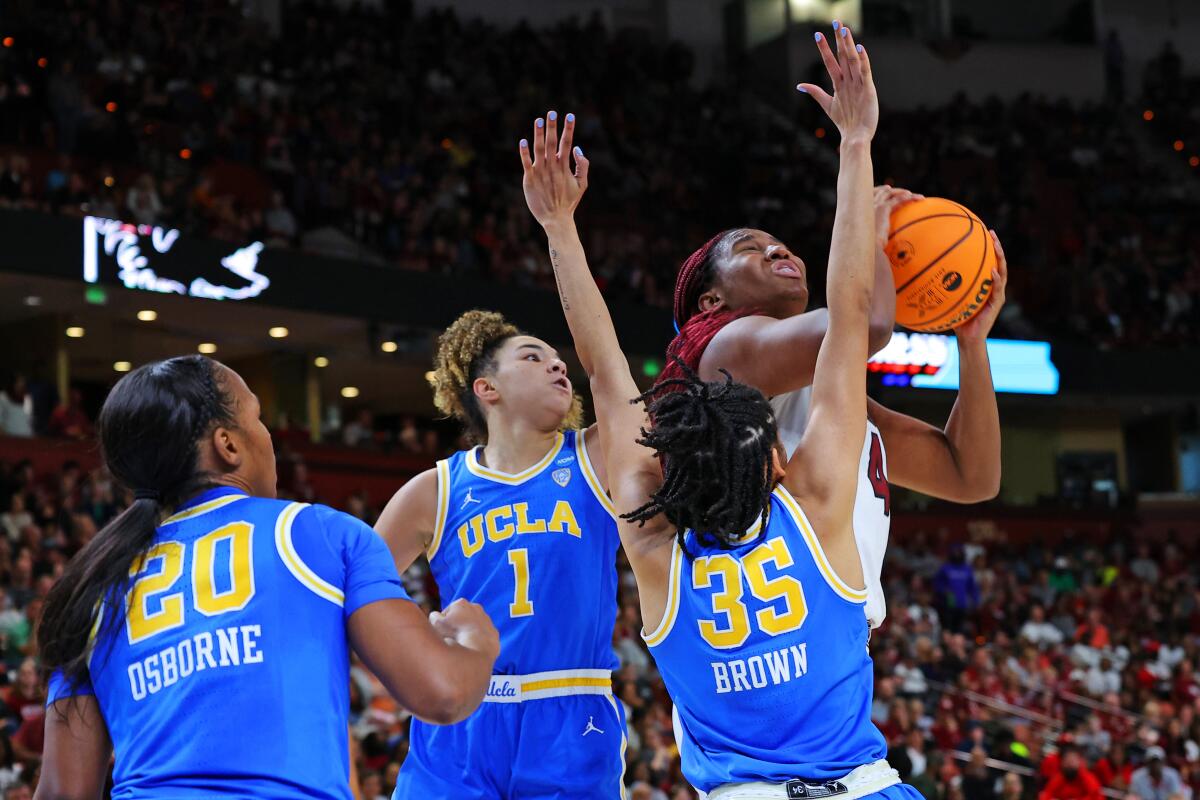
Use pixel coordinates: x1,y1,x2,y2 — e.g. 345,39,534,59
894,214,976,294
914,213,992,329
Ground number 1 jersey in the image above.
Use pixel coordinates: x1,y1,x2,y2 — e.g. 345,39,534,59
426,429,620,675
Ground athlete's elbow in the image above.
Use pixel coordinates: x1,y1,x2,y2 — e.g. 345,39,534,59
867,317,894,354
959,471,1001,503
412,669,485,725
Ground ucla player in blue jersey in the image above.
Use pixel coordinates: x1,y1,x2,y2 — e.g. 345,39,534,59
375,313,625,792
35,356,498,800
523,24,928,800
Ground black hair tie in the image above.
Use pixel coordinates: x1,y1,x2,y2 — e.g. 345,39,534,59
134,489,162,503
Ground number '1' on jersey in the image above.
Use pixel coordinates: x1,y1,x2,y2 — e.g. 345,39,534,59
426,429,620,675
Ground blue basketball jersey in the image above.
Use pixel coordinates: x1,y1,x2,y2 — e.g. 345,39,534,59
47,486,410,800
644,486,886,793
426,429,619,675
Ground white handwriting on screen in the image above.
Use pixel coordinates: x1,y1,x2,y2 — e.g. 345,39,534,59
83,216,269,300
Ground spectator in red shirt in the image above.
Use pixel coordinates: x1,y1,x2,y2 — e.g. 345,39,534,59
46,387,93,440
1074,608,1111,650
1093,741,1134,791
1039,745,1103,800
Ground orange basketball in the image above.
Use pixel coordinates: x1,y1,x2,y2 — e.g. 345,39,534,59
885,197,996,333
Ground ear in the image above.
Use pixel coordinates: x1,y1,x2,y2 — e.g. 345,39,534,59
697,289,725,314
770,445,787,483
472,376,499,406
209,425,242,471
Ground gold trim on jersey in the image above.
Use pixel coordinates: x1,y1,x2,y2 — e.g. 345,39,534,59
464,433,565,485
161,493,248,526
86,599,106,672
773,486,868,604
426,460,451,561
577,427,618,519
274,501,345,607
607,693,629,800
482,669,614,702
642,540,684,647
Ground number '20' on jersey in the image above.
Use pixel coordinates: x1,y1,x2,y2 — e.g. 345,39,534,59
48,487,410,800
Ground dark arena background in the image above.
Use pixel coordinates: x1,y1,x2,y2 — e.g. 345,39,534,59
1,0,1200,797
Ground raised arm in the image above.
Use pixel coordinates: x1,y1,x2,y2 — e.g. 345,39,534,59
871,232,1007,503
783,25,878,565
700,186,914,395
519,111,675,627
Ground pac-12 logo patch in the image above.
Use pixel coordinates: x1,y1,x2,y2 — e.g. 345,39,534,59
552,468,572,487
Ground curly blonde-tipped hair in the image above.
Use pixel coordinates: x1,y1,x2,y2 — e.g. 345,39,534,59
430,310,583,444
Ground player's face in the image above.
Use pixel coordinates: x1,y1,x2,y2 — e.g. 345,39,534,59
485,336,574,429
217,365,278,498
702,229,809,317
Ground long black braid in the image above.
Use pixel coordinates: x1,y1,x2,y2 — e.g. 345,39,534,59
622,361,779,554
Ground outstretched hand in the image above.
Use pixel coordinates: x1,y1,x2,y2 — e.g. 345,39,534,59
956,230,1009,343
797,21,879,144
520,110,590,229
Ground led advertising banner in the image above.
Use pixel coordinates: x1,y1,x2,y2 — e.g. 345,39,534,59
868,332,1060,395
82,216,269,301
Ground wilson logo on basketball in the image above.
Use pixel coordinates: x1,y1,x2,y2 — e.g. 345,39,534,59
941,272,962,291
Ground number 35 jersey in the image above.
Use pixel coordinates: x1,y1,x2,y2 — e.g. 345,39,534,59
644,485,887,793
47,486,410,800
426,429,620,675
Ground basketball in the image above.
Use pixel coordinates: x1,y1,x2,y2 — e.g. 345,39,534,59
885,197,997,333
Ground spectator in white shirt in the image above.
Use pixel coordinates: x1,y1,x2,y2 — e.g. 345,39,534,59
1129,544,1161,584
1084,657,1122,697
1129,747,1189,800
1020,605,1064,648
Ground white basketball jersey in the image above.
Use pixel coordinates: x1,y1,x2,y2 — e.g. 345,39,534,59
770,388,892,629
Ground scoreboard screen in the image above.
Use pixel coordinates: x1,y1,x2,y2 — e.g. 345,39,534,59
868,332,1060,395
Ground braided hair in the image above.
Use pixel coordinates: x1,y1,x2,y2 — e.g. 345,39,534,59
622,361,779,553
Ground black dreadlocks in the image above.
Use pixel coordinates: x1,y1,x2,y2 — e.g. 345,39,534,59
621,362,779,554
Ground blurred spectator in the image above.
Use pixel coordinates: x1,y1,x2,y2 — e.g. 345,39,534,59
1039,745,1102,800
46,388,93,440
0,735,19,792
0,499,31,543
934,545,980,633
0,378,32,438
1128,747,1188,800
125,174,163,226
342,409,378,449
264,191,298,244
1020,605,1065,649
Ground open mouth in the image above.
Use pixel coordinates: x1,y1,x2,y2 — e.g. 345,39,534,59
552,376,571,393
772,261,804,279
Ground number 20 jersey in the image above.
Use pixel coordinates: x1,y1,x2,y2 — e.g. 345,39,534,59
47,486,410,800
426,429,620,674
644,486,887,793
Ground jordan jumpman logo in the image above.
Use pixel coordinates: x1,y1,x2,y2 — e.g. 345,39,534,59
461,489,482,511
582,716,604,736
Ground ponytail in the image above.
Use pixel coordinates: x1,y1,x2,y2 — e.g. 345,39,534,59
39,356,236,695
